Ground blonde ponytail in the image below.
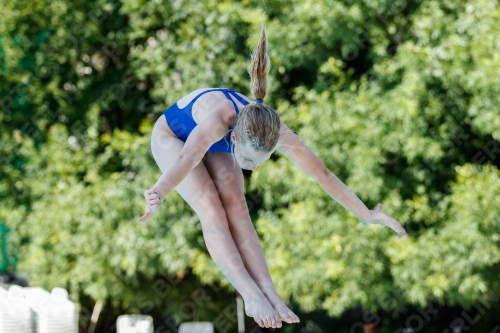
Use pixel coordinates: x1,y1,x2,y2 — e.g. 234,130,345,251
232,16,281,152
249,18,270,101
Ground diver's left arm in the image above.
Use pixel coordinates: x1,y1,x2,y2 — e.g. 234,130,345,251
276,121,407,237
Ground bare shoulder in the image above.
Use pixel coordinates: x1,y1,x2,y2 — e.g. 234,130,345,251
177,88,213,108
191,88,238,123
199,99,237,127
277,120,295,142
188,100,236,145
276,120,305,153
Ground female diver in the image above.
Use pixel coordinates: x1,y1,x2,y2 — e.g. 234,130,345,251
138,20,408,329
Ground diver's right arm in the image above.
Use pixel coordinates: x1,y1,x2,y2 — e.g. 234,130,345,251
152,100,236,201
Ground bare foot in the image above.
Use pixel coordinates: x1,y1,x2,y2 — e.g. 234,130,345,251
244,295,283,329
265,293,300,324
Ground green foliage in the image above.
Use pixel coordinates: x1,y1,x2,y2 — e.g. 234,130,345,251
0,223,12,272
3,108,230,320
248,0,500,319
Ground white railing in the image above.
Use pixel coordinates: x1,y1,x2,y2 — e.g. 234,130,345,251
178,322,214,333
116,314,154,333
0,285,78,333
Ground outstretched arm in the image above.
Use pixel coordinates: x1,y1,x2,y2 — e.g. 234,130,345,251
276,121,407,237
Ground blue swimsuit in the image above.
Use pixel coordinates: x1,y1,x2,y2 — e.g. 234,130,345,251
163,88,250,153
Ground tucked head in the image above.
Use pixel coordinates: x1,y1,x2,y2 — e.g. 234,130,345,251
230,17,281,171
231,133,273,171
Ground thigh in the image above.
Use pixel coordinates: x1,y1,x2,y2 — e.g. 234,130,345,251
202,152,249,216
151,116,221,215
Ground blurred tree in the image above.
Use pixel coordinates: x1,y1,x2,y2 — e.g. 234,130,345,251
247,0,500,323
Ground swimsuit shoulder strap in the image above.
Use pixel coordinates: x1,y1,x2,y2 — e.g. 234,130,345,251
227,90,251,107
220,90,239,112
180,88,249,114
181,88,223,110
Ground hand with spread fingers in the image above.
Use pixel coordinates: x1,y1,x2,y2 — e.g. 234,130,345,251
137,187,162,223
364,203,408,237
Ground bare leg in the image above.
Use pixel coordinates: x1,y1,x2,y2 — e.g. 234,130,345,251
150,120,281,328
203,153,300,324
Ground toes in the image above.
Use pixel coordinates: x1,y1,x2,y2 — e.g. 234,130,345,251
283,313,294,323
287,311,298,323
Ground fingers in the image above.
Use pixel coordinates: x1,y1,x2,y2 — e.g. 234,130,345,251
387,216,408,237
147,200,161,207
145,188,159,200
376,206,407,237
143,188,162,212
138,204,152,223
390,225,407,237
149,204,160,212
397,226,408,237
137,213,149,223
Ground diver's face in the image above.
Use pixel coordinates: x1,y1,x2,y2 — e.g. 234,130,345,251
231,134,272,171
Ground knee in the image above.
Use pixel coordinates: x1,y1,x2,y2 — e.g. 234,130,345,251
196,196,227,222
197,209,233,249
190,185,228,224
191,181,226,215
230,200,250,218
220,190,249,216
